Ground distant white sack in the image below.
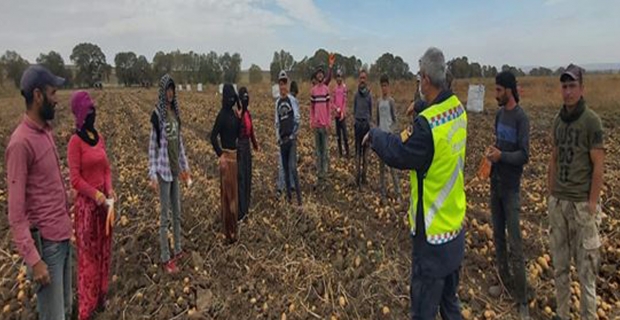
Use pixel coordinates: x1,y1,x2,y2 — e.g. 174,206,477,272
467,85,485,113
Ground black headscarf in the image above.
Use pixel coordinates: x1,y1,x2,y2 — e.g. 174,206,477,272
238,87,249,111
222,83,238,110
77,110,99,146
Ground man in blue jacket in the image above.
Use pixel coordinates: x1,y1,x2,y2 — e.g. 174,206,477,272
365,47,466,319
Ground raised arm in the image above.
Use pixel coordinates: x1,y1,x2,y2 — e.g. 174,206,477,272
369,117,433,171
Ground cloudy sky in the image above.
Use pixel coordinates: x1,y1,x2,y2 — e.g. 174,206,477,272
1,0,618,70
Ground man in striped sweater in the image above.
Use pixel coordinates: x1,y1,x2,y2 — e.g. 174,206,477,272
310,56,335,189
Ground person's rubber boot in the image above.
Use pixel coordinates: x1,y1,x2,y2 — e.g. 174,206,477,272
488,285,503,298
164,259,179,274
518,304,531,320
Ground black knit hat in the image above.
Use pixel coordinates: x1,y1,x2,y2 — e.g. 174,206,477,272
495,71,519,103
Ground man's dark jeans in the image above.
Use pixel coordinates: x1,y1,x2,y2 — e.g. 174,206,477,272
490,179,528,304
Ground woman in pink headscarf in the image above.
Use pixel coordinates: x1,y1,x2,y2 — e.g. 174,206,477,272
67,91,115,319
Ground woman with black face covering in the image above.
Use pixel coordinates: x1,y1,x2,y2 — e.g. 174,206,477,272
67,91,115,319
211,84,242,243
237,87,260,222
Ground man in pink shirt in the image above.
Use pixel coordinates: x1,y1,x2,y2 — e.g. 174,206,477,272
310,56,335,189
6,65,73,319
332,69,350,158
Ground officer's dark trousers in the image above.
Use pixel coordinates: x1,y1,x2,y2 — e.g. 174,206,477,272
410,263,461,319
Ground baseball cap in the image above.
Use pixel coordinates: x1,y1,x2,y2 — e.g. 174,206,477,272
278,70,288,82
20,65,66,97
336,69,343,77
561,64,584,83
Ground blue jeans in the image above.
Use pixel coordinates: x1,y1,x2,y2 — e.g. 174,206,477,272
277,147,296,192
158,175,182,262
280,139,302,205
34,239,73,320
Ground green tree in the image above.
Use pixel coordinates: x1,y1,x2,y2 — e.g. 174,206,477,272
270,50,296,82
249,64,263,84
36,51,72,87
198,51,222,84
1,51,30,88
70,43,108,87
219,52,242,83
369,52,413,80
114,51,138,86
135,55,153,85
529,66,553,76
447,57,471,79
501,64,525,77
293,56,311,81
482,65,498,78
295,49,365,80
152,51,173,79
470,62,482,78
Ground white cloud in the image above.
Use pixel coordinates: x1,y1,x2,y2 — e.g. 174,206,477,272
0,0,617,70
0,0,295,68
274,0,334,34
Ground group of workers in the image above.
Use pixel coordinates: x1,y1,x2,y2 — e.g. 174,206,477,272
5,45,605,320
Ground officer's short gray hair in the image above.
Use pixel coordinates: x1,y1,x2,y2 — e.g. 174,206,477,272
419,47,447,90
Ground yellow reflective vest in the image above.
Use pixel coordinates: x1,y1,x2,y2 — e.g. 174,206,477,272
409,94,467,245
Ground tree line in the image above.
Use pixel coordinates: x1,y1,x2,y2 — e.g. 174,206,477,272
0,43,585,89
268,49,414,82
446,56,578,79
0,43,245,89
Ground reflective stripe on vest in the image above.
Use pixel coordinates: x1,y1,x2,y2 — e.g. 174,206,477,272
408,95,467,245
